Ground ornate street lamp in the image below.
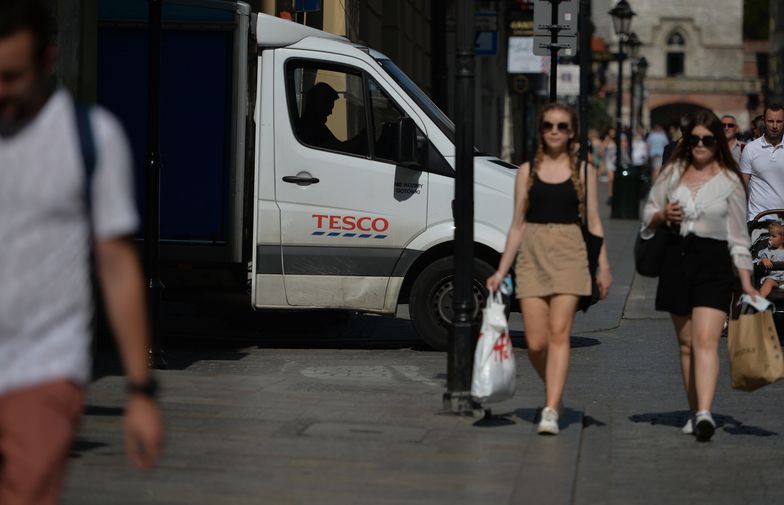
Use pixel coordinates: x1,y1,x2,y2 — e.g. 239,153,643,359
609,0,636,218
609,0,635,39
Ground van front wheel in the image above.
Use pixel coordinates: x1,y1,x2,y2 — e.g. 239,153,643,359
409,257,496,351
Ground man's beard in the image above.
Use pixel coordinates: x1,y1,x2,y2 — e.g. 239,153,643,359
0,78,54,137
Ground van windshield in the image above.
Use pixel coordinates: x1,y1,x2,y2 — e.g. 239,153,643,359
376,58,456,144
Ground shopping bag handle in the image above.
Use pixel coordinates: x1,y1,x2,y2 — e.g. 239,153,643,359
738,294,773,313
486,289,504,307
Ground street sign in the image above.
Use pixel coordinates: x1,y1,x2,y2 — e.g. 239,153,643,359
533,34,578,57
533,0,578,36
475,31,498,56
508,5,534,37
475,11,498,56
474,11,498,32
508,37,548,73
556,64,580,96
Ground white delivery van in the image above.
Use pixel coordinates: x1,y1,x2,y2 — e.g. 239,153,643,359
249,12,516,350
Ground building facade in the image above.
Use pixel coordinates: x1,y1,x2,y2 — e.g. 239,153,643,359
595,0,762,132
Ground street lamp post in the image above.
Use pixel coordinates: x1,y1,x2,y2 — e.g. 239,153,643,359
444,0,476,415
609,0,638,219
626,32,641,141
146,0,166,368
636,56,649,130
608,0,635,170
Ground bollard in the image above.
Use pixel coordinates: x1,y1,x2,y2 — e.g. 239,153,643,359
611,163,640,219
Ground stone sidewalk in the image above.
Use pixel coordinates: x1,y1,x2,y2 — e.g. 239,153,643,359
62,196,784,504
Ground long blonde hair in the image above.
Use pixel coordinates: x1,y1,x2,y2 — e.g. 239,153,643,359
524,102,585,219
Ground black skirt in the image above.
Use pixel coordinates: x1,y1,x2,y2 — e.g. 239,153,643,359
655,234,735,316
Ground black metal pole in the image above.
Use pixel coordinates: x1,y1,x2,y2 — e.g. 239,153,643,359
549,0,559,102
578,0,591,163
444,0,475,415
638,78,644,130
146,0,165,368
629,66,636,141
614,39,624,181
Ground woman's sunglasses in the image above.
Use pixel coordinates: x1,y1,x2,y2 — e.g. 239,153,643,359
541,121,570,133
685,134,717,148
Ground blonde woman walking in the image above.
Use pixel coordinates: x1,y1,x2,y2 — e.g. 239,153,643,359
487,103,612,435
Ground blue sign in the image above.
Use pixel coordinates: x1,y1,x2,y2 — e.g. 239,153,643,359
295,0,322,12
475,31,498,56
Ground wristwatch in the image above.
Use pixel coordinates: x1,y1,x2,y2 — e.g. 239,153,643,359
127,377,159,399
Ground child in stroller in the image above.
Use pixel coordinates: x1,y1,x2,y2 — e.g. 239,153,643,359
753,221,784,298
748,210,784,342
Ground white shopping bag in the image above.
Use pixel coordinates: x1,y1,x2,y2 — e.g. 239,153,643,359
471,291,516,403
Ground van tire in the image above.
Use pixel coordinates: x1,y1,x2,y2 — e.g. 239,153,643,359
409,257,496,351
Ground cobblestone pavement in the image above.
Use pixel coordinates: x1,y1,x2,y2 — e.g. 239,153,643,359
61,199,784,504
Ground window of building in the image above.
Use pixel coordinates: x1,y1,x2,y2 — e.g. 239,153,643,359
667,53,685,77
666,30,686,77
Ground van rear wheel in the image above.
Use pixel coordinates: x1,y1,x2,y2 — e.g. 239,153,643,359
409,257,496,351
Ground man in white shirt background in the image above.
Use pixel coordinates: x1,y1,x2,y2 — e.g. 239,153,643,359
721,114,744,166
740,104,784,226
0,2,163,503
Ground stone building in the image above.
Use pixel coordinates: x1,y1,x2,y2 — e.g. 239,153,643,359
595,0,762,132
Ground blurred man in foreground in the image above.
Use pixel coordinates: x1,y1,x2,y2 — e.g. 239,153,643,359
0,2,163,503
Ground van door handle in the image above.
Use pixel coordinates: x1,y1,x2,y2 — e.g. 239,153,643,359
282,175,320,185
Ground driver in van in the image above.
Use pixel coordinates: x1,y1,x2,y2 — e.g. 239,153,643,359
297,82,366,155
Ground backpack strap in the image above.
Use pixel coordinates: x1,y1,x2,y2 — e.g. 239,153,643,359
74,102,96,220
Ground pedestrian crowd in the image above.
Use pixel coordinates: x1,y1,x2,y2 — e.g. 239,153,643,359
491,97,784,442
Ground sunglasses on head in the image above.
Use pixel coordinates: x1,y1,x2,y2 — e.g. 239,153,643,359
685,134,717,148
541,121,570,133
722,122,736,129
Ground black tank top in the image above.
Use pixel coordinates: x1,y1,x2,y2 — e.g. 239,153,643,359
525,174,580,224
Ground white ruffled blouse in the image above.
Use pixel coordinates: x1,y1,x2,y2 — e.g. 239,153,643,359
641,162,753,271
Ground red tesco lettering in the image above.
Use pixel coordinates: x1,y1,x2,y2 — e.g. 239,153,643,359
312,214,389,233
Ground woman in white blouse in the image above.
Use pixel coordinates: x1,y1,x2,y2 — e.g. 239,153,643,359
641,110,760,442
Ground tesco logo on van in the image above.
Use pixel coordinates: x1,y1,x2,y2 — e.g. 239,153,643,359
311,214,389,239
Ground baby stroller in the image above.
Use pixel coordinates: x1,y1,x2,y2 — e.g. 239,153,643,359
748,209,784,341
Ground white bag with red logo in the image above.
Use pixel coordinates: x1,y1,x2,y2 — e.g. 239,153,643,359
471,291,516,403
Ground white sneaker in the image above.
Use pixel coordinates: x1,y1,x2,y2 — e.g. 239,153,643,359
682,418,693,435
694,410,716,442
538,407,559,435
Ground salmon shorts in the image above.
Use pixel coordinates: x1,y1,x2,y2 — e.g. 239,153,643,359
0,380,85,505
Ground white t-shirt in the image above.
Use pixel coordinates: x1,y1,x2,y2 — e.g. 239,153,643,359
632,138,648,166
739,135,784,221
0,89,138,395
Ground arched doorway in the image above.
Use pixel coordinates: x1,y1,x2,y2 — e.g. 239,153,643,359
650,102,711,132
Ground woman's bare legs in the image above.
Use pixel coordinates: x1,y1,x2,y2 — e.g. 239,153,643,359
522,295,579,410
671,314,698,412
690,307,726,412
521,297,549,382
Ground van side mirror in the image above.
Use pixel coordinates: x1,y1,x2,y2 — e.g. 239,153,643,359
395,117,418,166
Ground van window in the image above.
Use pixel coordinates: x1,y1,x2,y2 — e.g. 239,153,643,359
368,77,408,163
287,62,369,157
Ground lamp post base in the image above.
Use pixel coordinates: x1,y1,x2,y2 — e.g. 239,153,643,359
442,391,481,416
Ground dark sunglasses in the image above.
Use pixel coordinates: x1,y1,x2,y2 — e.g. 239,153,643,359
722,122,736,129
541,121,570,132
685,134,717,148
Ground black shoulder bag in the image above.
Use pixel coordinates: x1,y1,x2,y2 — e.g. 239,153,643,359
579,161,603,312
633,170,677,277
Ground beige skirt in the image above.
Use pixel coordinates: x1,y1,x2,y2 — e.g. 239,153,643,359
515,223,591,298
